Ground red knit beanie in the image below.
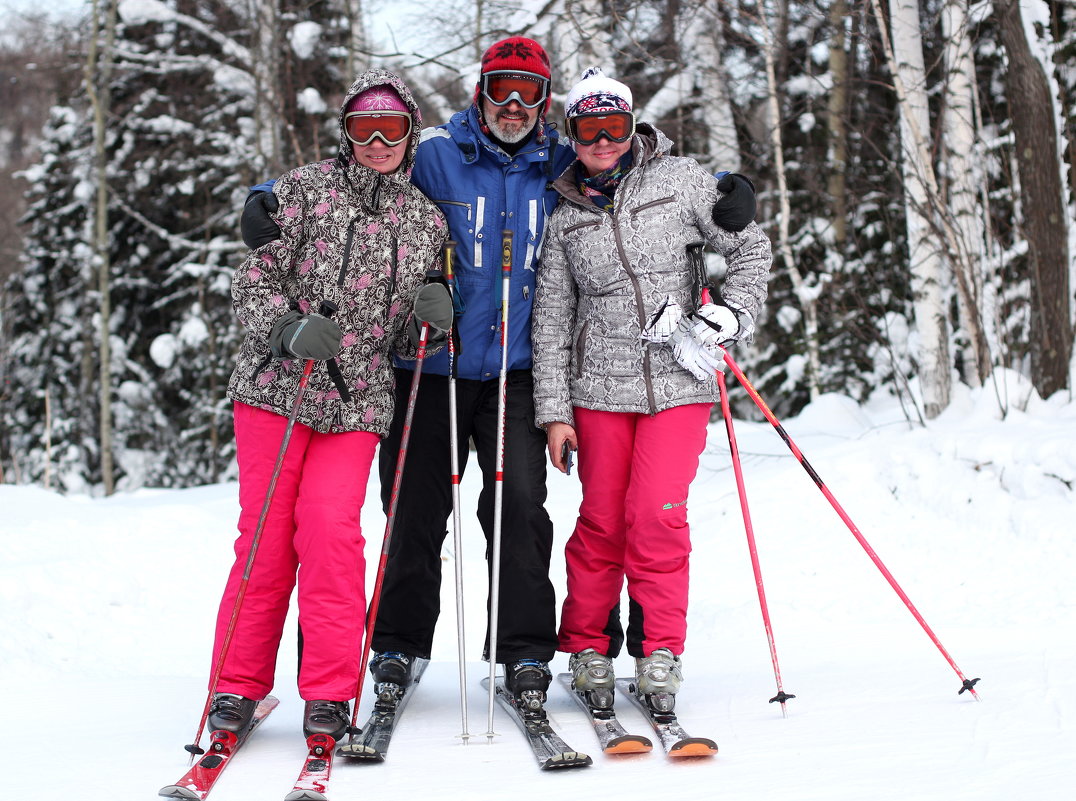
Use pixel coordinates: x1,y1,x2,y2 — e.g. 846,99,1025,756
479,37,551,80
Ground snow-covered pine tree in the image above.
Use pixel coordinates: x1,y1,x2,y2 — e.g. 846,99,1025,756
6,0,358,490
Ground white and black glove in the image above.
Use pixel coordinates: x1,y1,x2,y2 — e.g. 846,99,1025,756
269,310,342,360
667,303,741,381
640,295,683,345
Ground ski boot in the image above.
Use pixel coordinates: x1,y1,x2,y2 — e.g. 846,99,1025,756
302,699,350,740
207,693,257,734
634,648,682,713
504,659,552,713
568,648,615,710
370,651,416,704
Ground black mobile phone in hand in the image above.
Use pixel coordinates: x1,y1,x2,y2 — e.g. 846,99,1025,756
561,441,574,475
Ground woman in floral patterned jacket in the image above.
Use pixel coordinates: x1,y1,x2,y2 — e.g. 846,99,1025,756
206,68,450,741
532,68,772,716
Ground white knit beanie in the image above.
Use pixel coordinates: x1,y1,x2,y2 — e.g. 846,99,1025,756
564,67,633,118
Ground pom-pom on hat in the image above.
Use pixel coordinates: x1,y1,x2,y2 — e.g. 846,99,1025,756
479,36,552,80
564,67,633,118
347,85,409,114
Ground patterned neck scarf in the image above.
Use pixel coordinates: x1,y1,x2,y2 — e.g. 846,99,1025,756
578,151,634,212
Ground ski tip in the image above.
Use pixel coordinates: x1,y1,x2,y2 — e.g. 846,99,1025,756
541,751,593,769
668,738,718,758
284,791,329,801
158,786,200,800
603,735,653,754
335,742,385,762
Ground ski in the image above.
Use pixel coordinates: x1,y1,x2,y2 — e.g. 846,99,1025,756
283,733,336,801
336,657,430,762
482,677,592,770
159,696,280,800
556,673,652,754
614,678,718,758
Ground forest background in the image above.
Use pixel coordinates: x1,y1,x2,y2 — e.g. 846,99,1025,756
0,0,1073,494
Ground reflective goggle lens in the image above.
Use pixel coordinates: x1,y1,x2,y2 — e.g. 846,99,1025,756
568,112,635,145
344,112,412,146
481,72,549,108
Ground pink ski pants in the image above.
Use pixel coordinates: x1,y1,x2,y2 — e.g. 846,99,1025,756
558,403,711,658
211,402,378,701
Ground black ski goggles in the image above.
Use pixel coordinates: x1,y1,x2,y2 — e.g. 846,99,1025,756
344,111,412,147
566,112,636,146
480,71,550,109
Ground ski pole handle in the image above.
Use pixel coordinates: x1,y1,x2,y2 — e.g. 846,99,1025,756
501,230,512,277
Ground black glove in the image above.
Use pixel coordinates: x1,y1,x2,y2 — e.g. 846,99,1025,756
269,310,342,360
241,191,282,249
712,173,756,232
407,282,453,348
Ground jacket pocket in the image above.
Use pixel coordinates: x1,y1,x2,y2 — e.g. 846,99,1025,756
563,220,601,236
573,320,590,378
630,196,676,216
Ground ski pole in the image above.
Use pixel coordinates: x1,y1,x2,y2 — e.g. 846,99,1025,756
701,285,795,715
720,350,982,699
444,241,471,743
338,283,438,756
716,368,795,715
186,301,337,757
486,229,512,741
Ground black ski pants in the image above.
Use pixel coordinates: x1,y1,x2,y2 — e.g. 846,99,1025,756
371,367,558,664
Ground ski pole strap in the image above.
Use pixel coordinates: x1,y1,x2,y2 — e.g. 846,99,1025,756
325,358,351,402
687,243,706,310
315,300,351,401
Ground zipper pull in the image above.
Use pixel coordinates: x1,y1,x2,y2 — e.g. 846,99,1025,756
522,285,530,300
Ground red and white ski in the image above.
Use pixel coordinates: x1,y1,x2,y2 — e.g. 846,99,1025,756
159,696,280,799
283,733,336,801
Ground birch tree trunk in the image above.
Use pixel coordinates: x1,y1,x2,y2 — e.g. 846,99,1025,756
696,0,740,171
826,0,849,245
883,0,951,417
557,0,613,88
997,0,1072,397
941,0,992,386
345,0,370,78
252,0,282,176
85,0,118,495
764,0,822,399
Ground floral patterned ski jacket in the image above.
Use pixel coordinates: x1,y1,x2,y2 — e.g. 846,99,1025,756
228,68,447,436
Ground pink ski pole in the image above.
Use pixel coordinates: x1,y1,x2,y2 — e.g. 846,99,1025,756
721,350,981,699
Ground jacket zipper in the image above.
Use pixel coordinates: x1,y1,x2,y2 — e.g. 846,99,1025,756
610,176,657,415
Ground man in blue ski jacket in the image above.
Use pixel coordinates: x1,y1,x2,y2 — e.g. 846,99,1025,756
240,37,758,706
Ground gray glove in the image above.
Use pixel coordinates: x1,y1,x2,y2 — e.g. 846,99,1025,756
407,282,453,348
269,310,342,360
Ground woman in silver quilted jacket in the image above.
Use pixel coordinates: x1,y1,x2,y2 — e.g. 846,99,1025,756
205,69,451,742
532,68,773,715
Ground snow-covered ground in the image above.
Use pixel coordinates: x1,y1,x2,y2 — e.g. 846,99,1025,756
2,369,1074,800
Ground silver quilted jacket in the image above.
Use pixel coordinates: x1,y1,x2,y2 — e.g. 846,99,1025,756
228,68,448,436
532,123,772,428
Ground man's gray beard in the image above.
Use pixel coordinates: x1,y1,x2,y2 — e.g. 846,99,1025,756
487,113,536,143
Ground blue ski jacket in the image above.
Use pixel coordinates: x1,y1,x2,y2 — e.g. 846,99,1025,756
407,106,575,380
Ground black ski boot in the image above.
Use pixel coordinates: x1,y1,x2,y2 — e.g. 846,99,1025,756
370,651,416,687
504,659,552,712
370,651,416,703
303,700,350,740
208,693,257,734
